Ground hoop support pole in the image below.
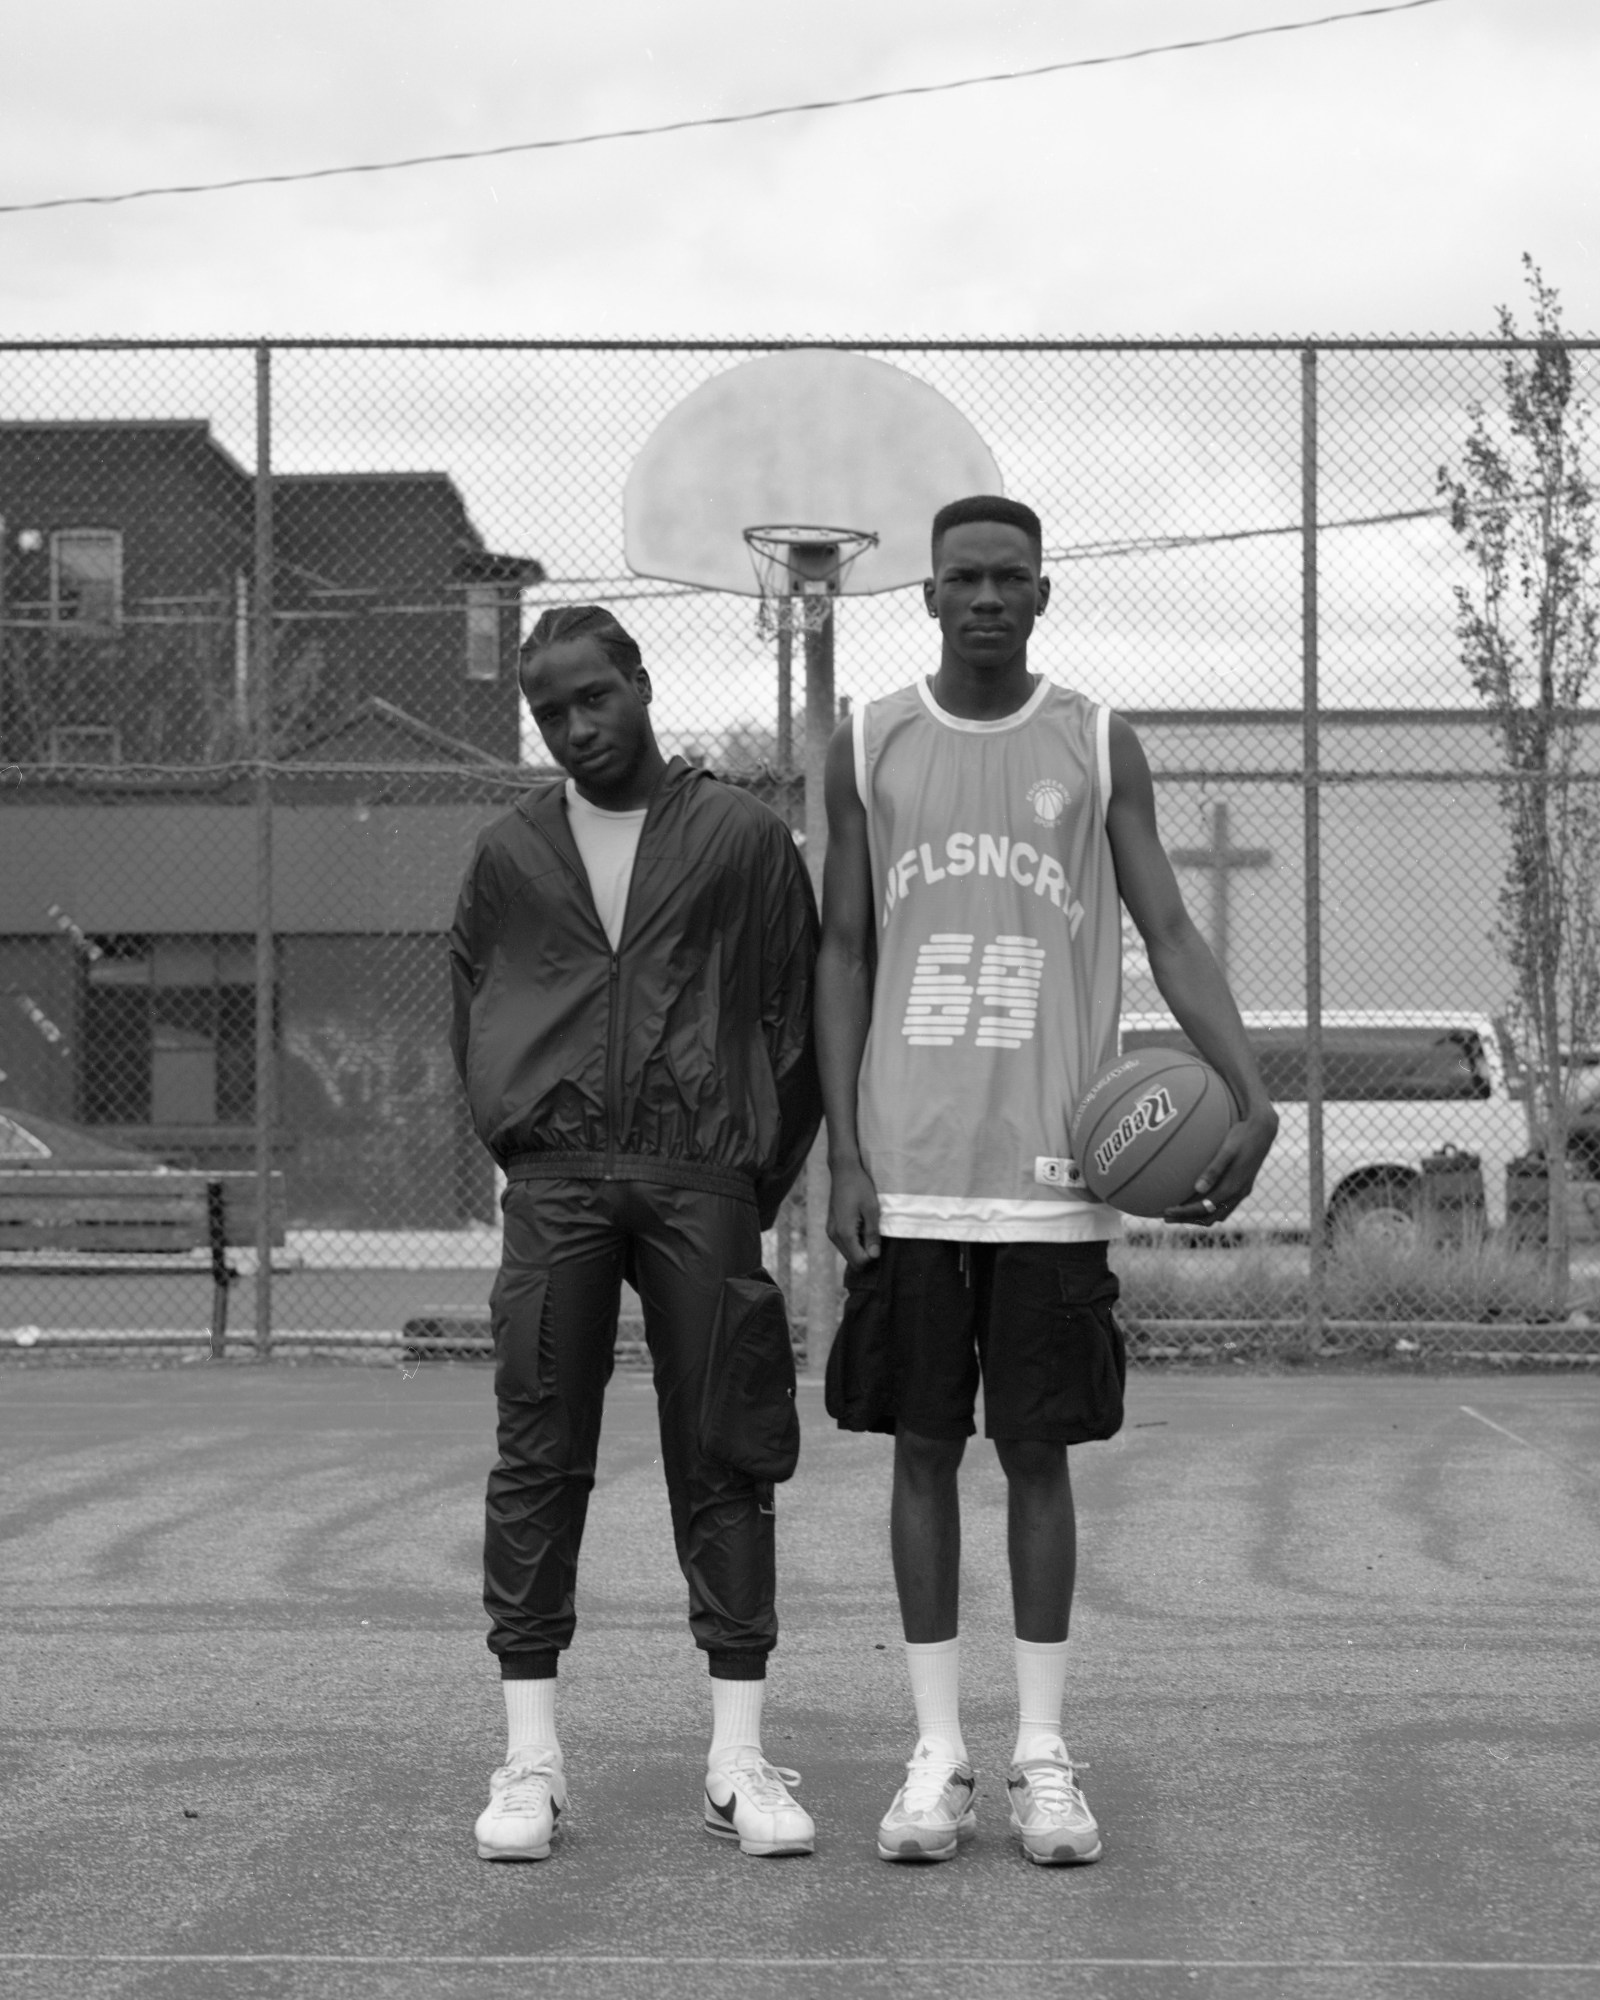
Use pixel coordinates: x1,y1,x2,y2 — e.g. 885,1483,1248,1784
741,523,868,1367
802,592,842,1367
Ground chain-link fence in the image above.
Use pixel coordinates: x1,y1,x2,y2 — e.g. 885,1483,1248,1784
3,338,1599,1366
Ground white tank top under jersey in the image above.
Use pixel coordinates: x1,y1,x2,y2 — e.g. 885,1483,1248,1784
564,780,647,951
853,677,1124,1243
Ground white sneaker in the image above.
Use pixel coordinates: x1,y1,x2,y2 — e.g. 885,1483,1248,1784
1006,1745,1102,1865
877,1742,977,1862
474,1751,567,1861
704,1752,815,1856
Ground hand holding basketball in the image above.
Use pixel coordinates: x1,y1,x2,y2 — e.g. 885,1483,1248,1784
1071,1048,1240,1220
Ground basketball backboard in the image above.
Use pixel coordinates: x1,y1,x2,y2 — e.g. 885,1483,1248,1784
623,349,1002,596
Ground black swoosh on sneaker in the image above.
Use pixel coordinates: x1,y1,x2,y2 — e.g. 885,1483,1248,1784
705,1788,739,1826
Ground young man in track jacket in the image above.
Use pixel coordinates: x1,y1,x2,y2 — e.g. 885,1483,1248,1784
450,605,822,1863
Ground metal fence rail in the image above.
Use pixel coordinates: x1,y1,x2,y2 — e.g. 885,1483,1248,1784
4,337,1600,1365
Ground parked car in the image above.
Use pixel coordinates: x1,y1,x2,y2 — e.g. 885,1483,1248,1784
1118,1010,1532,1243
1554,1051,1600,1180
0,1105,175,1171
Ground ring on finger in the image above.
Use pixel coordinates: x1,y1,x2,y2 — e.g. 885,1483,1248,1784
1200,1196,1217,1215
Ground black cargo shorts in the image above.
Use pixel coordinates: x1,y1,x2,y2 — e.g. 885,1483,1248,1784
825,1237,1126,1445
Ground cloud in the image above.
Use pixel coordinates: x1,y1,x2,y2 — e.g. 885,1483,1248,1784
0,0,1595,336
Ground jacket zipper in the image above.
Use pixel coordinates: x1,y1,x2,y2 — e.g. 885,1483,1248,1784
603,801,653,1179
603,949,621,1179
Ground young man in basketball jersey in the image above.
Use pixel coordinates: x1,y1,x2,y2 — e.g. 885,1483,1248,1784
450,605,822,1862
817,496,1276,1865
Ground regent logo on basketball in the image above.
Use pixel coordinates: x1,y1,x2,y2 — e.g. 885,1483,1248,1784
1071,1044,1238,1218
1092,1087,1178,1178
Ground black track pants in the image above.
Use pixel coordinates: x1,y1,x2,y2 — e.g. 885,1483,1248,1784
483,1176,776,1664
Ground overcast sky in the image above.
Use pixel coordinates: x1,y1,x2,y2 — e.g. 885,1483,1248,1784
0,0,1594,339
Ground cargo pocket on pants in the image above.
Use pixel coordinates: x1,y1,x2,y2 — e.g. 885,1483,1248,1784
699,1268,800,1484
824,1257,898,1436
1001,1256,1126,1444
491,1268,555,1403
1057,1297,1127,1443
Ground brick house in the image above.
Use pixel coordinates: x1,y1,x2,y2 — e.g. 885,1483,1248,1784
0,419,542,766
0,419,544,1226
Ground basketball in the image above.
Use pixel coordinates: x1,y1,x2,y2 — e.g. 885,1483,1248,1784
1071,1047,1237,1217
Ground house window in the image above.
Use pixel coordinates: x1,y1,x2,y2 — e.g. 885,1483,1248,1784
80,935,267,1127
51,529,123,631
465,583,501,681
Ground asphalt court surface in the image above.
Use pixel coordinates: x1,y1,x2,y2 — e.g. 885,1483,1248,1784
1,1367,1597,2000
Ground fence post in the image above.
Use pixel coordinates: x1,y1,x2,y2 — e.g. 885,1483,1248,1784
774,613,796,1307
253,342,276,1359
803,601,837,1370
776,608,793,774
1301,345,1326,1348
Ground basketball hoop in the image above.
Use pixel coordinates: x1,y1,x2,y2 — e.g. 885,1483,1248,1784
744,525,878,640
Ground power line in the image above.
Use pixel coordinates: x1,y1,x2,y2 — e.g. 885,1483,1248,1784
0,0,1447,219
534,506,1452,596
1046,504,1444,562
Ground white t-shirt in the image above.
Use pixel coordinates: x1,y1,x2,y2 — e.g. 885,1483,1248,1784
565,781,648,951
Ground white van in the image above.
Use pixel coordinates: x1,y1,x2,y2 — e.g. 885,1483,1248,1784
1118,1010,1531,1240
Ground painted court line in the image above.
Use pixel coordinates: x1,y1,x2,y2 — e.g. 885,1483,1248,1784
1460,1403,1599,1482
2,1955,1597,1974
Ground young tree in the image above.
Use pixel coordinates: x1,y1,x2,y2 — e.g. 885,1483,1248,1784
1440,258,1600,1305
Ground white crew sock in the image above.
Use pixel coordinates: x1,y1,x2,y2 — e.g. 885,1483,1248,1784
905,1636,967,1763
504,1679,559,1765
708,1677,766,1769
1013,1636,1071,1764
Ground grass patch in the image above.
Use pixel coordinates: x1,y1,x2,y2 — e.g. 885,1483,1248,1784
1113,1234,1581,1326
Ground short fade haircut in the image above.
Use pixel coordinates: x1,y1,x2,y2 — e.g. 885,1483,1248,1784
930,494,1043,566
519,604,643,684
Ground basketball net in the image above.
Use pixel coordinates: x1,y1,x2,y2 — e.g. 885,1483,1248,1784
743,525,878,642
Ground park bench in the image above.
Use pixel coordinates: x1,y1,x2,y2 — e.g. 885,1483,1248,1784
0,1170,288,1355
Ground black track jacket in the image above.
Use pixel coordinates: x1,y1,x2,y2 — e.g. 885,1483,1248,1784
449,758,821,1229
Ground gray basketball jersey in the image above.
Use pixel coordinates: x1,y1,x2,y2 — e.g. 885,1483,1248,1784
854,677,1123,1241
